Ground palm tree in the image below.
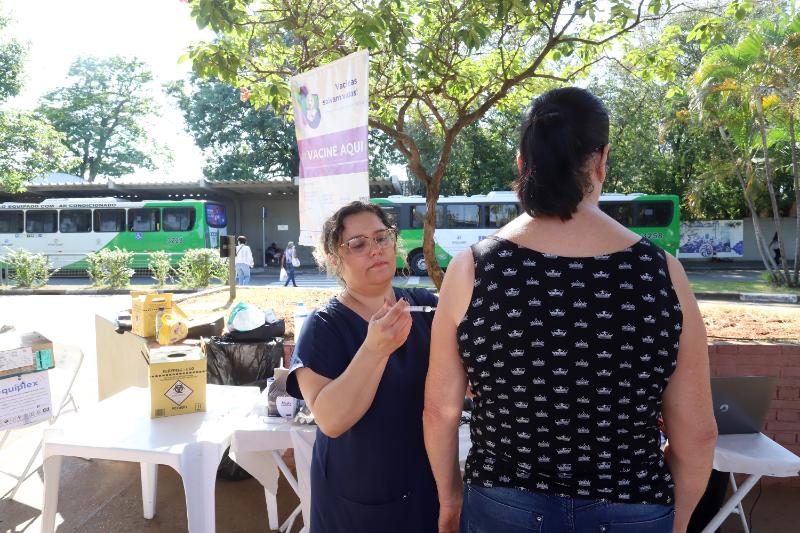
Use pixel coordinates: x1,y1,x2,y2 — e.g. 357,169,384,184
693,17,800,286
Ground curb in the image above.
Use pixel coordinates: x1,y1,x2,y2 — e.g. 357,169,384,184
694,291,799,304
0,287,205,296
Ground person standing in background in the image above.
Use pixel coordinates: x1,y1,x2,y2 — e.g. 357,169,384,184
283,241,298,287
235,235,254,285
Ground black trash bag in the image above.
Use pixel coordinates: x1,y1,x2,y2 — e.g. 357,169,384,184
204,337,284,480
224,320,285,343
205,337,284,387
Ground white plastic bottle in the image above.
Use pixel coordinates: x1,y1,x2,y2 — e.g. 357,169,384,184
293,302,309,341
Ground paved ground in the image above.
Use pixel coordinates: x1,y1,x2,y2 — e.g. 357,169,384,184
1,293,799,532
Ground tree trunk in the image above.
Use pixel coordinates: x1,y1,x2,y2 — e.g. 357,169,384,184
719,126,777,279
423,181,444,288
788,113,799,286
754,96,790,285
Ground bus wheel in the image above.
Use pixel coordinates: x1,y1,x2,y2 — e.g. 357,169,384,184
408,251,428,277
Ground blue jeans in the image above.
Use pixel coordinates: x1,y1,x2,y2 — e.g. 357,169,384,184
235,263,251,285
284,263,297,287
460,485,674,533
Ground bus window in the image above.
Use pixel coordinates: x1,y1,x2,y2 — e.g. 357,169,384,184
25,210,58,233
163,207,196,232
60,209,92,233
600,203,633,226
635,201,673,227
446,204,480,228
411,205,445,228
485,204,518,228
379,205,399,227
128,208,160,232
94,209,126,232
205,203,227,228
0,210,23,233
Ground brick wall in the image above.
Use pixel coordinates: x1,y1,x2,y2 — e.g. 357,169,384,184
709,343,800,484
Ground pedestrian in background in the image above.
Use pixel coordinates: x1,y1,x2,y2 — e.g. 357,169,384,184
424,87,717,533
283,241,299,287
235,235,254,285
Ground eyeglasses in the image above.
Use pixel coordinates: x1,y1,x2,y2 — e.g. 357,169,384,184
339,228,397,255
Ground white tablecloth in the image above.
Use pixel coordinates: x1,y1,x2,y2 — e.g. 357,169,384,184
713,433,800,477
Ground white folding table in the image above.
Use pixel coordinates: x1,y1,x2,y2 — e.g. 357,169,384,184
700,433,800,533
41,384,259,533
229,415,316,532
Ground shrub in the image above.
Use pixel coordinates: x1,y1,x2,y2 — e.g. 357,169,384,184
85,248,134,289
176,248,228,288
148,251,173,287
4,248,52,288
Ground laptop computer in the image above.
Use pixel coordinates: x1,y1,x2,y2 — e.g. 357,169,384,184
710,376,777,434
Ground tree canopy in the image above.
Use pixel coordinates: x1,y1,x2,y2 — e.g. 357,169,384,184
37,56,166,181
186,0,670,286
0,4,71,193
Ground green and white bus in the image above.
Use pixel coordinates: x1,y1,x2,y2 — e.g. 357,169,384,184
0,197,228,270
371,191,680,276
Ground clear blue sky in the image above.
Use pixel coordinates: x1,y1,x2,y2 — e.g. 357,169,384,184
2,0,212,180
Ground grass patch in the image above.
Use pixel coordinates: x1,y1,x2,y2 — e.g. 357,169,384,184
690,279,800,295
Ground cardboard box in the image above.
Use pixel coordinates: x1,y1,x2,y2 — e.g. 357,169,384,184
0,331,55,379
145,346,206,418
0,371,52,430
132,293,173,338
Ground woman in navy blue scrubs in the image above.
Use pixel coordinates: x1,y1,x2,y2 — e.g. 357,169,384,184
286,201,439,533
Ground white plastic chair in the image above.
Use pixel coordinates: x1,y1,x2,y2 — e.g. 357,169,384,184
0,344,84,498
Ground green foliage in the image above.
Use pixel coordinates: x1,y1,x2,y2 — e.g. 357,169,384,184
37,56,167,181
148,251,173,287
175,248,228,288
4,248,52,288
0,7,25,103
85,248,135,289
0,111,74,193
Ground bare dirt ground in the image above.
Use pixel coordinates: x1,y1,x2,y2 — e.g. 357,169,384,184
699,301,800,343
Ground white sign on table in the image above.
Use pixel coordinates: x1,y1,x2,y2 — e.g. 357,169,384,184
0,371,52,430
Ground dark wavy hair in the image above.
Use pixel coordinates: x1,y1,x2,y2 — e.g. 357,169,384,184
514,87,609,221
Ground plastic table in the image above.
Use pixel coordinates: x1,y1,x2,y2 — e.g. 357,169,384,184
701,433,800,533
41,384,260,533
229,415,315,532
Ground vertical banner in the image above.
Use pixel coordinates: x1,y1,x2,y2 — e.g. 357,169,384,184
290,50,370,247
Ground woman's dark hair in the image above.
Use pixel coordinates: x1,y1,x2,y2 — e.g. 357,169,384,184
315,201,397,279
514,87,609,220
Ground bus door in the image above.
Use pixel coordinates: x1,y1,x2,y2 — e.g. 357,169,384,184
204,203,228,248
57,209,93,267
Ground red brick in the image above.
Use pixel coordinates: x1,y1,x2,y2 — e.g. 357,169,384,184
736,365,781,377
783,354,800,366
776,410,800,422
712,366,738,377
778,377,800,388
712,344,740,355
770,399,800,410
709,355,739,367
781,345,800,356
781,367,800,378
767,408,779,421
778,386,800,400
771,431,799,445
734,354,791,367
766,420,800,431
740,345,784,356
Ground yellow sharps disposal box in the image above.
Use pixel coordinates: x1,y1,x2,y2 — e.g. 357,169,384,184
145,346,207,418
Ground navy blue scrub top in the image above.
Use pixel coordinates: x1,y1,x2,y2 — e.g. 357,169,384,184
287,288,439,533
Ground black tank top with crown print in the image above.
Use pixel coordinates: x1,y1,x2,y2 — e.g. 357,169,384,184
458,236,681,505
